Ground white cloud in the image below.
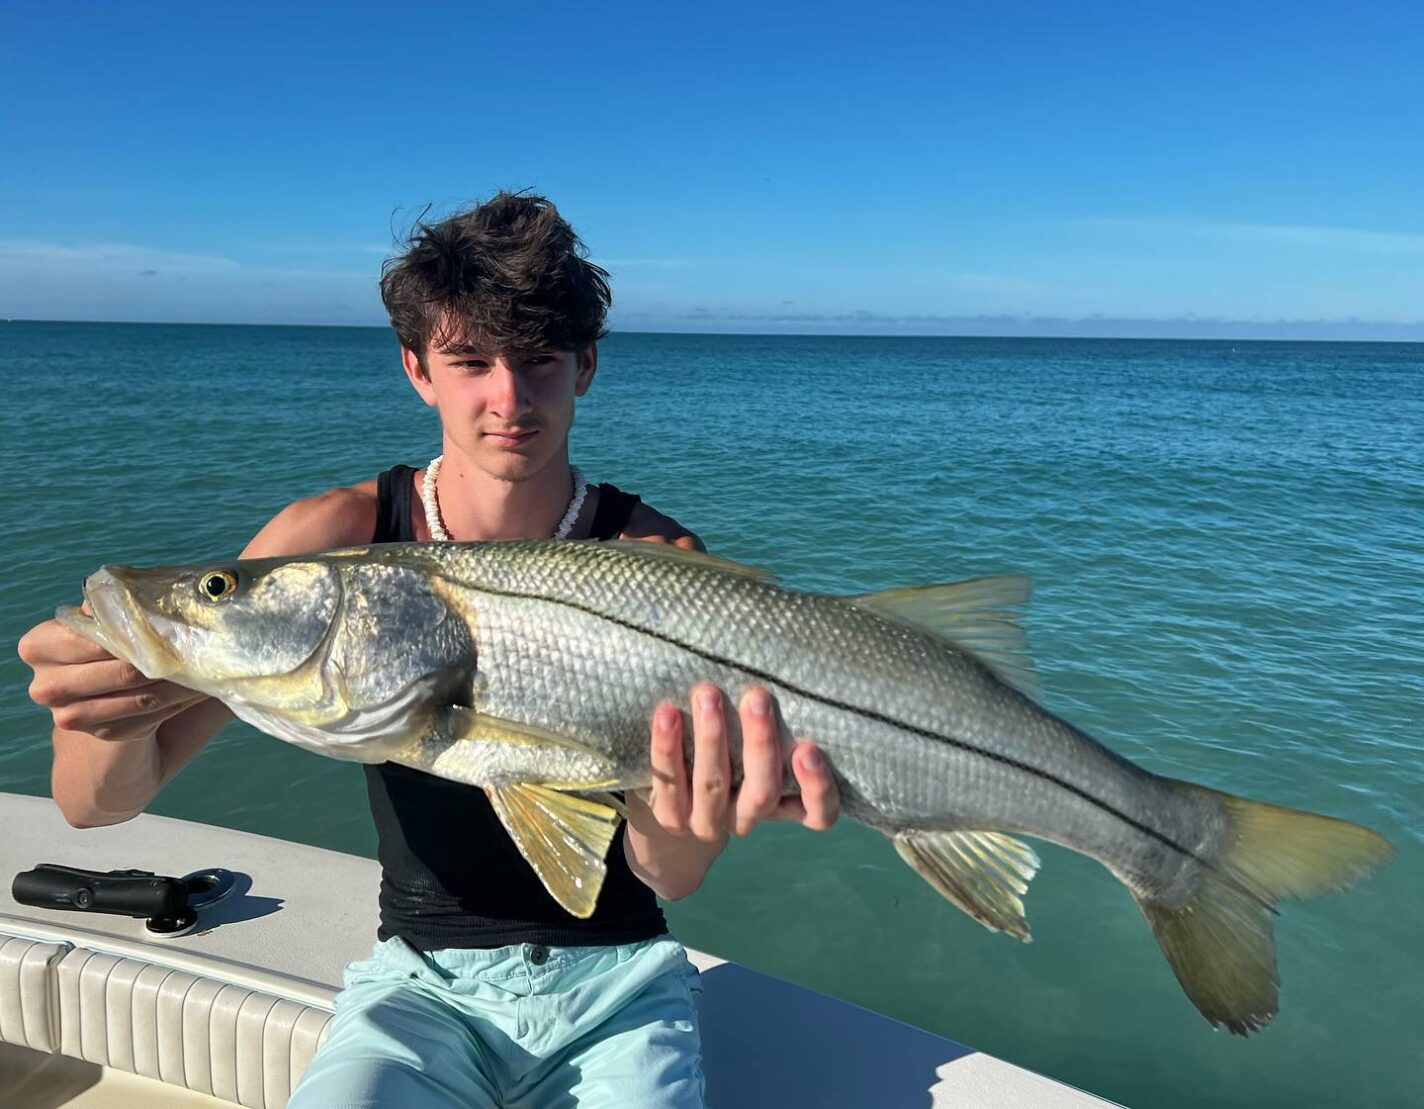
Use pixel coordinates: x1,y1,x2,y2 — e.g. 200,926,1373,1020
0,239,383,324
0,240,240,273
608,305,1424,341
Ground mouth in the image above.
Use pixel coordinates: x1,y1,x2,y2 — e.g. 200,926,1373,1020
55,568,181,680
482,427,539,447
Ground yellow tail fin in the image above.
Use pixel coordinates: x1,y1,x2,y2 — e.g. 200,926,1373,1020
1138,782,1393,1035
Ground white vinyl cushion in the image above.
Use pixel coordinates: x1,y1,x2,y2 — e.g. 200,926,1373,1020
1,931,333,1108
0,935,68,1052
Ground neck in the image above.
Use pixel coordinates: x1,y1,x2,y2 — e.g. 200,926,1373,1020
428,448,578,541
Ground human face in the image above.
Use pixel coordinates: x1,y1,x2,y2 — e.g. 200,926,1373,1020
403,341,597,482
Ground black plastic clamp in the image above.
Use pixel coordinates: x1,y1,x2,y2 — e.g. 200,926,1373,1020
12,863,236,937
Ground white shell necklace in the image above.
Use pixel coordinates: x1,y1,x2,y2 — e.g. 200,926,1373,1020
420,455,588,542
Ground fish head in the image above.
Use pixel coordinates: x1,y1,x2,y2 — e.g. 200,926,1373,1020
58,549,476,762
59,557,342,699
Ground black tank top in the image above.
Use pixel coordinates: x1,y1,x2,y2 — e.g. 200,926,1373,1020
365,465,667,950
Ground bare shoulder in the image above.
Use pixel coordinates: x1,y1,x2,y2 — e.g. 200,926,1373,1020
619,501,706,552
243,480,378,559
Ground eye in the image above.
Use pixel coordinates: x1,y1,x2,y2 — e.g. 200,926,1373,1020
198,570,239,601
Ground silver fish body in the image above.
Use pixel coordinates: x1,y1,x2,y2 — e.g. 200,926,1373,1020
59,538,1392,1035
413,543,1213,906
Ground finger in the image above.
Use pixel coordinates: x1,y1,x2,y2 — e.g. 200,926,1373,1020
56,697,205,743
646,701,689,834
688,683,732,842
52,686,208,736
18,621,117,668
31,659,171,707
787,742,840,831
673,534,699,550
733,687,782,836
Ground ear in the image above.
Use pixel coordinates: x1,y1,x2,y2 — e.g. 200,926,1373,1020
574,343,598,397
402,347,438,407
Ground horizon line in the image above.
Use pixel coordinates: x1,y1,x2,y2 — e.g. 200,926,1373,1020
3,316,1422,345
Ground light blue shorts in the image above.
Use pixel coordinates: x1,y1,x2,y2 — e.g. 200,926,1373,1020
289,935,705,1109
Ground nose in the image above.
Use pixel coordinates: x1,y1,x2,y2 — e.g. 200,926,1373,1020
489,360,533,419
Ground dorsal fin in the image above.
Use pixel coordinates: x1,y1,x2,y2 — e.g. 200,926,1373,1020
848,575,1038,698
598,539,777,582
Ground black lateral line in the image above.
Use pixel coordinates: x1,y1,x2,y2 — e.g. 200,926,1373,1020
471,582,1206,865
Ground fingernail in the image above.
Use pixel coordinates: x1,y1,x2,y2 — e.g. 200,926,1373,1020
802,746,824,772
696,688,720,712
746,691,770,717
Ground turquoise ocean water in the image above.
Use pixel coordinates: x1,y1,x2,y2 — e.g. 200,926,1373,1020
1,321,1419,1107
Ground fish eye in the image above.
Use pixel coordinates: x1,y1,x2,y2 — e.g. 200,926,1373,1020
198,570,239,602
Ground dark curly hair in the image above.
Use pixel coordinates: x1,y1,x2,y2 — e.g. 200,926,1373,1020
379,192,611,358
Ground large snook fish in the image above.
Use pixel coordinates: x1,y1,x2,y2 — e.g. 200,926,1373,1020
58,540,1391,1034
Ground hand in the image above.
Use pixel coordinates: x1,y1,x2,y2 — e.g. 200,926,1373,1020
618,503,704,552
19,617,208,742
621,531,702,552
646,683,840,839
623,682,841,900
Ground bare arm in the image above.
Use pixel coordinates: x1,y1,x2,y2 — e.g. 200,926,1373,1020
20,487,377,828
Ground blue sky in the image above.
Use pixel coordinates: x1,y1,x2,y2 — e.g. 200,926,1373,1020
3,2,1422,338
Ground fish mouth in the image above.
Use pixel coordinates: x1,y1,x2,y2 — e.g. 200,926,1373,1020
56,568,182,681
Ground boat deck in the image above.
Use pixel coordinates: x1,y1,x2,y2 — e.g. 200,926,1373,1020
0,793,1118,1107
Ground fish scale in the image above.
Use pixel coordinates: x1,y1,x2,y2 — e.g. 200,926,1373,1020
452,543,1171,851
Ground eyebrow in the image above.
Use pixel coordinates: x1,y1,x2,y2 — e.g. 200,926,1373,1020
439,347,561,360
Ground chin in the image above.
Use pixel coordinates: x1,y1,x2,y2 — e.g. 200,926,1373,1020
478,452,548,483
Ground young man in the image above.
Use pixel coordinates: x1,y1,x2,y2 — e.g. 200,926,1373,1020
19,192,839,1107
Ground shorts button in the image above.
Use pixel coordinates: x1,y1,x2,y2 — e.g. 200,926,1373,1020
529,944,549,966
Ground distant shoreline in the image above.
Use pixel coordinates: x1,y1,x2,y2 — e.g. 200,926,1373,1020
3,317,1422,344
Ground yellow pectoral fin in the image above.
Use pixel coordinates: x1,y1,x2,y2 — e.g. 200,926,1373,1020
485,783,622,919
443,706,600,751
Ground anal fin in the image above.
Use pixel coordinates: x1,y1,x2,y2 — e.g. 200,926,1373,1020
485,784,622,919
892,829,1041,942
